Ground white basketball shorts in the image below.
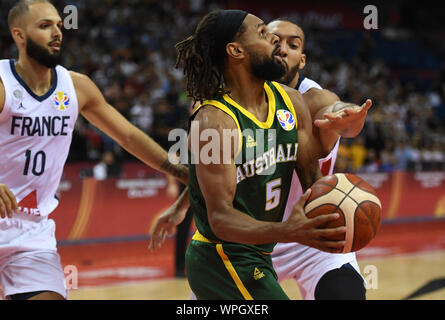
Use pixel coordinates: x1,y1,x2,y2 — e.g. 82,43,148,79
272,242,361,300
0,214,67,299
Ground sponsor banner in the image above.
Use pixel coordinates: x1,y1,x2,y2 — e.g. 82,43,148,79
229,0,365,29
53,165,445,241
358,171,445,220
53,163,177,241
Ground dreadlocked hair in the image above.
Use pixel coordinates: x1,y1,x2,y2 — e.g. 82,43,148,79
175,11,227,104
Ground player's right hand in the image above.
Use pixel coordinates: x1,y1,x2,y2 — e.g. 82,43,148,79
0,184,18,219
284,188,346,253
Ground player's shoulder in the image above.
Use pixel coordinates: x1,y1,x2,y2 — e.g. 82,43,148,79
0,76,4,113
67,70,103,110
68,70,91,84
303,86,340,110
272,81,305,104
68,70,98,95
274,82,308,113
190,103,240,157
0,59,8,112
299,77,322,93
193,103,238,131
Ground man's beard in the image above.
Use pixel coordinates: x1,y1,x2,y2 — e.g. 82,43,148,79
249,46,286,81
280,64,300,86
26,37,62,68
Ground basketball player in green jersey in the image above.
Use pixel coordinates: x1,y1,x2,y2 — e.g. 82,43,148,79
173,10,346,300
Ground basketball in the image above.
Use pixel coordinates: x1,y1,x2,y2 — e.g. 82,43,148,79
304,173,382,253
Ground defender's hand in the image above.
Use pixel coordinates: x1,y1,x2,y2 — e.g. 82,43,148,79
149,203,187,252
0,184,18,219
314,99,372,132
283,189,346,253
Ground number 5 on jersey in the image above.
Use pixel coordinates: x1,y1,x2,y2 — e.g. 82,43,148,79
265,178,282,211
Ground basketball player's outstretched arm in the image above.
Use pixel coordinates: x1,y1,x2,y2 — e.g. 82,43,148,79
304,88,372,149
70,71,188,185
316,98,372,138
192,106,345,253
0,77,19,218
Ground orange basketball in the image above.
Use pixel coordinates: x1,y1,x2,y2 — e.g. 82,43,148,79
304,173,382,253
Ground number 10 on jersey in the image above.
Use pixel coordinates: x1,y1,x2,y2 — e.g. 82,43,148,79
23,150,46,176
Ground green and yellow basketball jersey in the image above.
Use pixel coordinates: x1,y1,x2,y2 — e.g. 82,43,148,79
188,81,299,253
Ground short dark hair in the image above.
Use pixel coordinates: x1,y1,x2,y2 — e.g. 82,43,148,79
8,0,52,30
268,17,306,51
269,17,299,26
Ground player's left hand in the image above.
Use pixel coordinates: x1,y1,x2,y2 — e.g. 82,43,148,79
314,99,372,132
149,202,187,252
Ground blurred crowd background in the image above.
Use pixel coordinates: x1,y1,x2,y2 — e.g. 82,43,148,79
1,0,444,175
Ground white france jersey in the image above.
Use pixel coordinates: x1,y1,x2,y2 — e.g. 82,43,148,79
281,75,338,223
297,76,322,94
0,59,78,217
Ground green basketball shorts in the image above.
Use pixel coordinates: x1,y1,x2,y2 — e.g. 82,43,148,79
185,231,289,300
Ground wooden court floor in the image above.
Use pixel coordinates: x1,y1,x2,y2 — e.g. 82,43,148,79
1,220,442,300
64,220,445,300
67,250,445,300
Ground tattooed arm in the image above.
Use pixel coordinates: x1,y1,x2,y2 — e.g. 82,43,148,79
160,159,188,185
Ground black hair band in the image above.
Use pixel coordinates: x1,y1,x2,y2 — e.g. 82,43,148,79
212,9,248,68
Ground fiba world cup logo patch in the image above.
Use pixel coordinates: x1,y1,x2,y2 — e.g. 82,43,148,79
276,110,296,131
53,91,70,111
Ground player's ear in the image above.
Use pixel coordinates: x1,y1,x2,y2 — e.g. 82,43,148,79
11,27,26,43
299,53,306,70
226,42,244,60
